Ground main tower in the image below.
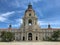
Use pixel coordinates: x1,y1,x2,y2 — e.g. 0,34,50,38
21,3,40,31
20,3,40,41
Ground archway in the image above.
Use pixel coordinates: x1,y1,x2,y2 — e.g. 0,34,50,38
28,19,32,26
28,33,32,41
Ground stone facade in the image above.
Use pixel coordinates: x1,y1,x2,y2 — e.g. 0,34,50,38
0,4,60,41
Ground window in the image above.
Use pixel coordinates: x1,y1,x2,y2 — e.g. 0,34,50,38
28,19,32,26
29,13,31,16
23,36,25,41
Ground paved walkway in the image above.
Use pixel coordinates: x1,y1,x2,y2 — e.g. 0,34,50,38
0,42,60,45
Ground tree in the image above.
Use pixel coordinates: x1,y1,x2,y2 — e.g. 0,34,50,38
1,31,14,42
51,31,60,41
43,31,60,41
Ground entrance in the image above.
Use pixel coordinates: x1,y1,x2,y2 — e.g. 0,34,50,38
28,33,32,41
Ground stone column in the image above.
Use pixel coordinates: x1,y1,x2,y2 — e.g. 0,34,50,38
27,32,28,41
21,32,23,41
38,33,40,41
14,33,16,41
32,32,35,41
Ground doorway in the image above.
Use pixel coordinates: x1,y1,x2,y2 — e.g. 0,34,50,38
28,33,32,41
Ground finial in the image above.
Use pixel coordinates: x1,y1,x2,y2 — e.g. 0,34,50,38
29,2,31,5
48,24,51,29
9,24,12,29
28,2,32,9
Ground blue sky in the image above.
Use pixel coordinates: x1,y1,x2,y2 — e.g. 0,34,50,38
0,0,60,28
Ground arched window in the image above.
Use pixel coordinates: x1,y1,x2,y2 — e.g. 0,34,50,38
29,13,31,16
28,19,32,26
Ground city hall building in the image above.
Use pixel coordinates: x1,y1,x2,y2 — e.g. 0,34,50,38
0,4,60,41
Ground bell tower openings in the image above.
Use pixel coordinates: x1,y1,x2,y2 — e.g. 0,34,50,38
29,13,31,16
28,19,32,26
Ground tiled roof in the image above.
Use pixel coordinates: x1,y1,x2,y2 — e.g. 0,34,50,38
0,28,19,30
0,28,60,31
41,28,60,30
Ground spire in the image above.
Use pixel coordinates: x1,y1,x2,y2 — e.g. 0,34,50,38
28,2,32,9
25,2,33,13
29,2,31,5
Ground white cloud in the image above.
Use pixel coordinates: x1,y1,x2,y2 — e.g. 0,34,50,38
38,20,60,28
12,24,20,28
16,10,24,13
11,0,20,8
38,20,48,26
38,20,60,26
16,18,23,24
35,8,44,17
1,11,15,17
10,0,27,8
0,17,7,22
12,18,23,27
31,0,42,3
10,0,42,8
0,11,15,22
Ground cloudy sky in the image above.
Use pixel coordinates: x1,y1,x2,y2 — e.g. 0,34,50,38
0,0,60,28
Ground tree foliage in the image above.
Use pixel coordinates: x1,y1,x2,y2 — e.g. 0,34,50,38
1,31,14,42
51,31,60,41
44,30,60,41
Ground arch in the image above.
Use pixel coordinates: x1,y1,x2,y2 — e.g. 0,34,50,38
28,19,32,26
28,33,32,41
